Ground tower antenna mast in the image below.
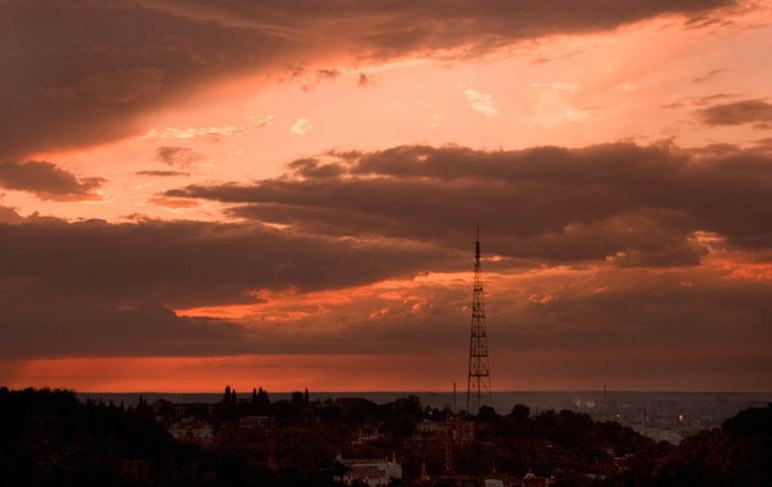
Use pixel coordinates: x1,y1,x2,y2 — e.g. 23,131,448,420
467,221,492,414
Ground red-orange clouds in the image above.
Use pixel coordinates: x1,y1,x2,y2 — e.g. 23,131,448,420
2,0,772,392
0,0,740,158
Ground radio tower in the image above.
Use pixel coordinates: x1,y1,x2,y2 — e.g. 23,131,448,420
467,222,492,415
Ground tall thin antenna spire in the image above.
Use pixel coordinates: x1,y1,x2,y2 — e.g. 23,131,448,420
475,220,480,264
467,222,492,415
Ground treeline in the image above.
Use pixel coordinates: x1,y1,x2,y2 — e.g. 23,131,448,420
192,386,431,437
454,405,668,484
606,403,772,487
0,387,340,487
463,403,770,486
1,387,769,486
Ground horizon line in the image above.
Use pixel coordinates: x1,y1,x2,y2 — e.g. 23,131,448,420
70,389,772,395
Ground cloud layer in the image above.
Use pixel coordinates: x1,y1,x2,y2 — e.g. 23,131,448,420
696,98,772,125
0,212,456,359
0,160,103,200
0,216,453,309
167,142,772,264
1,0,736,157
4,0,771,391
1,141,771,389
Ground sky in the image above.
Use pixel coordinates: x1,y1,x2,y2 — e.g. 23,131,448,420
1,0,772,393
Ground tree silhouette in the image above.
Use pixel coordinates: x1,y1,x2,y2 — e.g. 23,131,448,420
509,403,530,423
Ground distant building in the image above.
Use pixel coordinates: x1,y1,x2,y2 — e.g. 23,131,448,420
352,425,384,445
642,427,682,444
168,418,214,445
413,415,474,443
239,415,273,430
446,414,474,443
334,397,373,413
522,470,549,487
415,419,444,436
338,454,402,487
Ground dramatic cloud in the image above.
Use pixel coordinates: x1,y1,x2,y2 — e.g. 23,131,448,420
0,205,24,224
696,98,772,125
0,216,455,309
166,142,772,264
141,0,736,56
0,214,458,360
2,236,769,391
0,304,251,359
2,138,771,389
0,0,289,157
0,0,736,157
4,0,771,391
0,159,103,201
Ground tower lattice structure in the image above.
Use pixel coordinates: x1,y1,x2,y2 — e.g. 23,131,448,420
466,224,492,414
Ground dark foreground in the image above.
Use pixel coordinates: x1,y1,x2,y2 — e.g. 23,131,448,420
1,387,770,486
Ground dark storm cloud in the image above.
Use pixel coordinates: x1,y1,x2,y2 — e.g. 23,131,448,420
167,142,772,264
0,0,735,157
3,241,769,368
261,272,770,388
0,206,472,360
0,214,459,358
143,0,735,58
493,280,772,389
755,137,772,151
0,205,24,224
696,99,772,125
326,276,772,362
0,159,104,200
0,216,455,309
287,157,345,179
0,0,289,158
0,304,252,358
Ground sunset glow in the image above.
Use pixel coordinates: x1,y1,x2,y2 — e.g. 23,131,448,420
2,0,772,392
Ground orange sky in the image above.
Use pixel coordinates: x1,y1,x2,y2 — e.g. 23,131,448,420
1,0,772,392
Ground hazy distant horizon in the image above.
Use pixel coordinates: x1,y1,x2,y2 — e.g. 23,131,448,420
74,389,772,395
70,389,772,418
